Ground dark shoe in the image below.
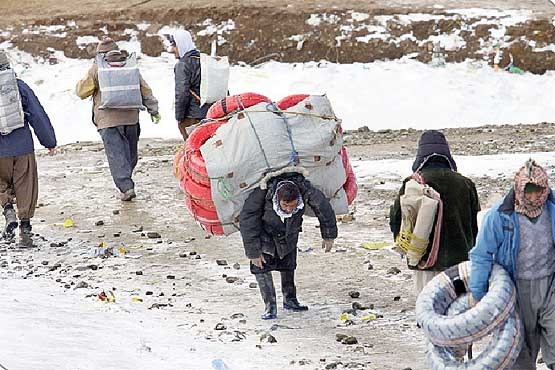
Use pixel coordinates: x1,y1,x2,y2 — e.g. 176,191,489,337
121,189,136,201
255,272,277,320
2,205,18,239
19,220,33,248
281,270,308,311
283,298,309,311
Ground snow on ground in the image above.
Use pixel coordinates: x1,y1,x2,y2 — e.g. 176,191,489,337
354,151,555,185
7,49,555,145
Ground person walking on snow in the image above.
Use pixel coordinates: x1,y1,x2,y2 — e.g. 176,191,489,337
75,37,160,201
168,30,209,141
470,159,555,370
390,130,480,296
0,50,57,246
240,172,337,320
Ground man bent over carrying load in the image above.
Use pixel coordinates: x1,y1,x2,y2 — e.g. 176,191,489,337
240,172,337,320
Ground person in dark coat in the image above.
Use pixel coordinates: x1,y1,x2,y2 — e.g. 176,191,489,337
0,51,57,246
390,130,480,296
169,30,209,141
240,172,338,320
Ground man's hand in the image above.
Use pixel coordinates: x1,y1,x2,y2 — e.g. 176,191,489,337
47,147,56,156
151,113,161,124
250,255,266,268
322,239,334,253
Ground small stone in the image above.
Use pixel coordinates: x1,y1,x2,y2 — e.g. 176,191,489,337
64,284,71,289
226,276,239,283
133,226,143,232
205,234,212,239
387,267,401,275
233,263,241,270
249,282,258,289
216,259,228,266
112,210,120,215
335,333,348,342
147,232,161,239
367,264,374,270
189,251,197,256
215,323,226,330
349,291,360,299
325,363,340,370
195,255,201,260
113,232,120,237
166,275,175,280
341,336,358,345
352,302,374,310
95,220,104,226
393,296,401,301
74,281,89,289
260,333,277,343
230,313,245,319
179,252,188,258
136,271,143,276
41,261,49,266
145,291,153,296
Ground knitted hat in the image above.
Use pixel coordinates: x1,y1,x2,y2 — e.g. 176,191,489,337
0,51,10,69
96,37,119,54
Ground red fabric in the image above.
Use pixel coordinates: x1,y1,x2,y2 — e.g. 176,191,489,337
276,94,309,110
340,147,358,205
206,92,271,119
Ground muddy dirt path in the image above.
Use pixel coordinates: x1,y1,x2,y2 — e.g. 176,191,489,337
2,122,554,369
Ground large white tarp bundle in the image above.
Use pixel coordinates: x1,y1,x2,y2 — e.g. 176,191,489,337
200,95,348,235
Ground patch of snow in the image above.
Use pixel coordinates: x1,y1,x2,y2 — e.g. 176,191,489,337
351,12,370,22
76,36,100,45
137,23,151,31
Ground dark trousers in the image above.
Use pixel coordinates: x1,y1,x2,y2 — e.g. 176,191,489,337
99,124,140,193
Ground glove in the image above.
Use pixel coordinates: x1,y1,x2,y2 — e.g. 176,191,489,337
151,113,161,124
322,239,334,253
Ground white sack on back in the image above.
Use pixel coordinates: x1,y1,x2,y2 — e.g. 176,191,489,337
200,53,229,106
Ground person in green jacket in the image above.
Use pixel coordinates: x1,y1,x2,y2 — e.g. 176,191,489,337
390,130,480,296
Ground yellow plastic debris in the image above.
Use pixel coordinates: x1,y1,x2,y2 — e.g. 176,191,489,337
98,241,107,248
116,246,127,255
131,297,143,303
362,313,377,321
340,313,349,321
63,219,74,228
361,241,389,250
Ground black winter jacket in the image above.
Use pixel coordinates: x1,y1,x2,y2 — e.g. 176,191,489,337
390,166,480,271
174,50,209,121
240,174,338,260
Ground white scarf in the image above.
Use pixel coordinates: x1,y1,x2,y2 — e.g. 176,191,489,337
173,30,196,58
272,181,304,221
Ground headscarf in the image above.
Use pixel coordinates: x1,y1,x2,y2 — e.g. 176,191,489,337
172,30,196,58
272,181,304,220
514,159,550,218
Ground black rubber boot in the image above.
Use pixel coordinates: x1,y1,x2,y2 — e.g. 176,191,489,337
254,272,277,320
19,219,33,248
2,204,18,240
281,270,308,311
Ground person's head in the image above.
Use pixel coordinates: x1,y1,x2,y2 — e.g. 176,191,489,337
96,37,119,55
276,181,301,214
0,51,10,70
412,130,457,172
169,30,196,59
514,159,550,218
